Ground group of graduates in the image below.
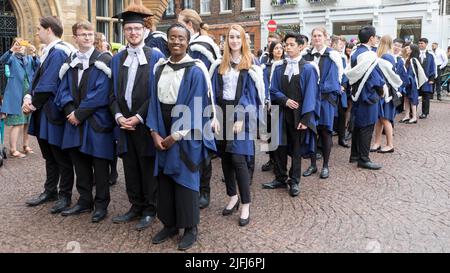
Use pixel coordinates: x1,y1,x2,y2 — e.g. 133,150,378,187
16,2,438,251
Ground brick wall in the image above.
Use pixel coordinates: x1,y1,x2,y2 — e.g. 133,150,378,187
159,0,261,54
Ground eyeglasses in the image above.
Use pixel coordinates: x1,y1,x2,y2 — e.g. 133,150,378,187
76,33,94,38
124,26,144,33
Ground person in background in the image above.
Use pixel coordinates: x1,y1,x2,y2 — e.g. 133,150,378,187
262,33,319,196
260,32,281,64
23,16,75,214
370,35,403,154
55,21,114,223
94,32,118,186
0,38,39,158
178,8,221,209
431,42,448,100
260,40,284,172
417,38,436,119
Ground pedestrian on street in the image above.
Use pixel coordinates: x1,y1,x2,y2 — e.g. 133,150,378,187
23,16,75,214
109,6,164,231
0,38,40,158
147,23,216,250
261,33,319,196
55,21,114,223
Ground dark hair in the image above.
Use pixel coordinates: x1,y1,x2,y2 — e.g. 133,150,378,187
358,26,376,44
268,41,284,61
167,23,191,41
345,42,354,59
40,16,63,38
418,37,428,44
166,23,191,52
406,44,420,69
284,32,307,46
393,38,405,45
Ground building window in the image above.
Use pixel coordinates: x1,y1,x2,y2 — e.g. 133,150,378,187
200,0,211,14
220,0,232,12
166,0,175,16
184,0,194,9
242,0,255,10
113,0,123,16
96,0,109,17
397,19,422,44
96,0,125,44
97,21,110,40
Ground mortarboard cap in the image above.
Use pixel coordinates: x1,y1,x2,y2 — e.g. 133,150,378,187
113,10,153,25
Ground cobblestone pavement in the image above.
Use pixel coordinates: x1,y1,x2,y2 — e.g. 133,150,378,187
1,99,450,253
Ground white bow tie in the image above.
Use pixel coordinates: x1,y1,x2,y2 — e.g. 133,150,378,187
284,59,300,81
124,47,147,67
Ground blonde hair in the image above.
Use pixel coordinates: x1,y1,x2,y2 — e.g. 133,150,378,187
376,35,393,58
219,25,253,75
179,9,209,36
311,26,328,38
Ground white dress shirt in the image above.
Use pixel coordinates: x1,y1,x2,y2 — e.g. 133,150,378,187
434,47,448,69
157,55,193,140
70,47,95,86
311,46,327,65
222,68,240,100
420,50,427,63
115,42,147,124
40,39,62,65
284,55,302,81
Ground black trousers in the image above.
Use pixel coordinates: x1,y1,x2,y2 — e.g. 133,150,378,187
199,160,212,195
221,152,251,204
336,97,347,143
122,133,157,217
157,173,199,228
421,91,431,115
69,149,110,210
272,111,301,184
435,67,442,95
38,138,74,199
350,124,375,163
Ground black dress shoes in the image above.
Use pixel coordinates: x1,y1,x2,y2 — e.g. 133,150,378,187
338,140,350,148
199,192,210,209
239,215,250,227
178,226,198,251
26,192,57,207
152,226,178,244
357,161,382,170
112,209,141,223
261,159,274,172
378,148,394,153
135,215,155,231
419,114,427,119
50,197,71,214
302,166,317,177
320,167,329,179
91,209,107,223
288,180,300,197
61,204,92,216
222,199,239,216
261,180,287,189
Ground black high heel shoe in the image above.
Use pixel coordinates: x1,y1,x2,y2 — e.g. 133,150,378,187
239,208,250,227
222,198,240,216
